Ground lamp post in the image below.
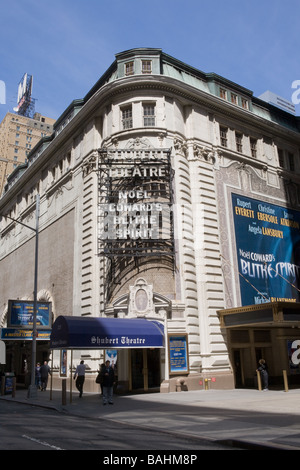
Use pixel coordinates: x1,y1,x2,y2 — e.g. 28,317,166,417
1,194,40,399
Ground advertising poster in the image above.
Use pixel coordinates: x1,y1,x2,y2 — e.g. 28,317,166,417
232,193,300,306
169,335,188,374
60,350,67,377
105,349,118,369
8,300,51,328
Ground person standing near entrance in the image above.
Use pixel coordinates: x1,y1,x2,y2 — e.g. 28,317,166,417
40,361,51,391
74,360,86,397
100,360,115,405
257,359,269,391
35,362,41,390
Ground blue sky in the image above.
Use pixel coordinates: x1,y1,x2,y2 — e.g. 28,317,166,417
1,0,299,124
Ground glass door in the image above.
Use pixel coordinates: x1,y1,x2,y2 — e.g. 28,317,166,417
130,349,161,391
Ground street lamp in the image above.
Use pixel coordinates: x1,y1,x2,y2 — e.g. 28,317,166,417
0,194,40,399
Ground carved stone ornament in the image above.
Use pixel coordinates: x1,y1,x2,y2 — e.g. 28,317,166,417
125,137,154,149
128,278,154,317
82,153,97,177
174,138,187,157
192,144,221,163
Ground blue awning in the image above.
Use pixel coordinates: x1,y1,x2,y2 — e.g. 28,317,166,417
50,315,164,349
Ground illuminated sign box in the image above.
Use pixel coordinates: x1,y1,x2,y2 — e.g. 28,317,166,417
169,334,189,374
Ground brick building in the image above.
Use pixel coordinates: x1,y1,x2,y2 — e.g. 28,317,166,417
0,112,55,195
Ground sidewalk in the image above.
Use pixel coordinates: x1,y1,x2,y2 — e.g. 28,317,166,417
2,386,300,450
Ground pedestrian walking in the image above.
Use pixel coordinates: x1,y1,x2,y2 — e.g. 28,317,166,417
74,360,86,397
100,360,115,405
96,363,105,395
257,358,269,391
40,360,51,391
35,362,41,389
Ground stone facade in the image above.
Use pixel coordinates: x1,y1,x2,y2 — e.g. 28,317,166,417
1,48,300,392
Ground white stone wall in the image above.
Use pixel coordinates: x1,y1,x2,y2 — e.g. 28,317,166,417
2,51,300,389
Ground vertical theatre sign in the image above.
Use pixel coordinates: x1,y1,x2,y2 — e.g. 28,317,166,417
232,193,300,306
98,146,174,258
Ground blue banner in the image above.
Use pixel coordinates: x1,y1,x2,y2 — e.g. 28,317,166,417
232,194,300,306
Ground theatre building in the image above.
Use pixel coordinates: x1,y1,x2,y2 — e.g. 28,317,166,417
1,48,300,393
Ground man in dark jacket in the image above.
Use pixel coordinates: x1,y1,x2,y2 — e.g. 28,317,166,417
257,358,269,391
100,360,115,405
40,360,51,391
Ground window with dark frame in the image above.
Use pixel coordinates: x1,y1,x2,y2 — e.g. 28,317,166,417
250,138,257,158
142,60,152,74
278,148,284,167
220,126,228,147
231,93,237,105
125,61,134,76
122,106,133,129
241,98,249,109
235,132,243,153
220,88,227,100
288,152,295,171
143,104,155,126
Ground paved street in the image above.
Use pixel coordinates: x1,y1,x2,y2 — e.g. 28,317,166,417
2,387,300,451
0,399,234,452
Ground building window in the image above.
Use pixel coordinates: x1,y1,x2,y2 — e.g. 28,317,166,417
125,61,134,76
231,93,237,105
241,98,249,109
122,106,133,129
220,88,227,100
235,133,243,153
288,152,295,171
143,104,155,126
142,60,152,74
278,148,284,167
220,127,228,147
250,138,257,158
